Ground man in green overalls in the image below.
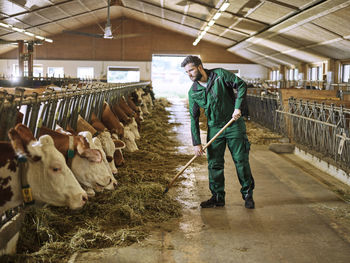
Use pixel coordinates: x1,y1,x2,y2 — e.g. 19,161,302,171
181,55,255,209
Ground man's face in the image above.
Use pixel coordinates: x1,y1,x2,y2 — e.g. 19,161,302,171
184,63,202,82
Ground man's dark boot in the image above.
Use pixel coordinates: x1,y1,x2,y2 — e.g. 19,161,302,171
244,195,255,209
200,195,225,208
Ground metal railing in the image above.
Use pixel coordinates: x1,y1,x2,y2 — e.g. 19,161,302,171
246,79,350,91
247,92,350,172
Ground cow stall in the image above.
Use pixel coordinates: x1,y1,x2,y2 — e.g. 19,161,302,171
246,87,350,179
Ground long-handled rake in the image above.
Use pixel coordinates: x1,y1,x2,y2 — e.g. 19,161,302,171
163,117,236,194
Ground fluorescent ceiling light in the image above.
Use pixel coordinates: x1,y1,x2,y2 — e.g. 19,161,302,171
35,35,45,40
0,22,10,28
12,27,24,32
44,38,53,43
213,12,221,20
24,31,34,37
193,40,198,46
200,31,206,37
208,20,215,26
204,26,210,32
220,2,230,12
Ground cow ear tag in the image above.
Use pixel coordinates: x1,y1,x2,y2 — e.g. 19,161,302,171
67,149,74,158
18,155,27,162
22,185,34,205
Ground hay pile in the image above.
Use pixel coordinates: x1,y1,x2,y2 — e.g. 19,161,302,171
2,99,190,263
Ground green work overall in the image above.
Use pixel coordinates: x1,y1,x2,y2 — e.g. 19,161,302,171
188,68,254,201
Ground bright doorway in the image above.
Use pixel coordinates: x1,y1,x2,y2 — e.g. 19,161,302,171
151,55,195,98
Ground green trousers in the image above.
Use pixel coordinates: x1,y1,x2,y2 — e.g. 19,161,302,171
206,119,255,200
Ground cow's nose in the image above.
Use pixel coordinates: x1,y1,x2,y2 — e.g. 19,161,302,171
113,181,118,189
82,193,88,203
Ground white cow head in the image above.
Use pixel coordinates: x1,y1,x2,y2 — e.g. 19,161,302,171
127,117,140,140
26,135,88,209
115,126,138,152
92,136,118,191
97,131,126,173
75,131,115,192
2,126,88,213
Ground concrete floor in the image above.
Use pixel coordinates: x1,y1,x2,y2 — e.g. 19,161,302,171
73,99,350,263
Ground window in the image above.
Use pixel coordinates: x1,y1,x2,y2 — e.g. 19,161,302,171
13,64,19,77
77,67,94,79
288,69,293,80
294,68,299,80
33,65,43,77
107,67,140,83
14,64,43,77
271,70,279,81
342,64,350,82
309,66,322,81
47,67,64,78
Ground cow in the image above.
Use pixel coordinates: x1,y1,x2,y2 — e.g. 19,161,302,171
132,88,150,115
120,96,143,125
101,102,138,152
55,123,121,189
142,85,154,109
101,103,124,138
77,131,118,191
112,103,140,140
39,126,114,196
0,124,88,216
77,115,126,168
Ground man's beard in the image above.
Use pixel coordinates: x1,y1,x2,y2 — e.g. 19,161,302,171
193,70,202,82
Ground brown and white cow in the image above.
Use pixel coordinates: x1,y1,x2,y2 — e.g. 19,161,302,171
112,102,140,141
101,102,138,152
77,131,118,191
133,88,150,115
39,127,113,196
77,115,126,168
0,124,87,216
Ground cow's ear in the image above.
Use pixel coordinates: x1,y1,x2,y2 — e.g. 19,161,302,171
76,136,102,163
92,137,102,148
80,149,102,163
14,124,35,145
8,128,26,156
113,139,126,149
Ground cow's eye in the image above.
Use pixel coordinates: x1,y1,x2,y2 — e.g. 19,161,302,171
52,167,61,172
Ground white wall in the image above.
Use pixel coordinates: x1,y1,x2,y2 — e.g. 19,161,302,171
204,63,268,79
0,59,267,81
0,59,152,81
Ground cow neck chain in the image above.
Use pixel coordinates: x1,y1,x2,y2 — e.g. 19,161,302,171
18,155,34,205
67,135,75,168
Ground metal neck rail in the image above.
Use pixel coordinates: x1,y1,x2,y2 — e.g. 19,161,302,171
0,81,150,140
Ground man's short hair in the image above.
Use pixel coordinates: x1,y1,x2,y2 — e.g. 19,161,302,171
181,55,202,67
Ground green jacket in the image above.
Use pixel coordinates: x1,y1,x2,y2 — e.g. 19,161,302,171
188,68,248,146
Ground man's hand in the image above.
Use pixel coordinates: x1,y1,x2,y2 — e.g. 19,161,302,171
232,108,241,120
194,145,205,156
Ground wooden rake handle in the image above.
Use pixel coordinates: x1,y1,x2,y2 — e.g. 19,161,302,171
163,117,236,194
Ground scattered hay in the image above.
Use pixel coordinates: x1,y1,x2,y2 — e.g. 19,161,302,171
246,121,283,145
2,98,189,263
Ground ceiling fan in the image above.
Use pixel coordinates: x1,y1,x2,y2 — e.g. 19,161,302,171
62,0,141,40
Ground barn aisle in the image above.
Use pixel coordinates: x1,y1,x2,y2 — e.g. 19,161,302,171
73,99,350,263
